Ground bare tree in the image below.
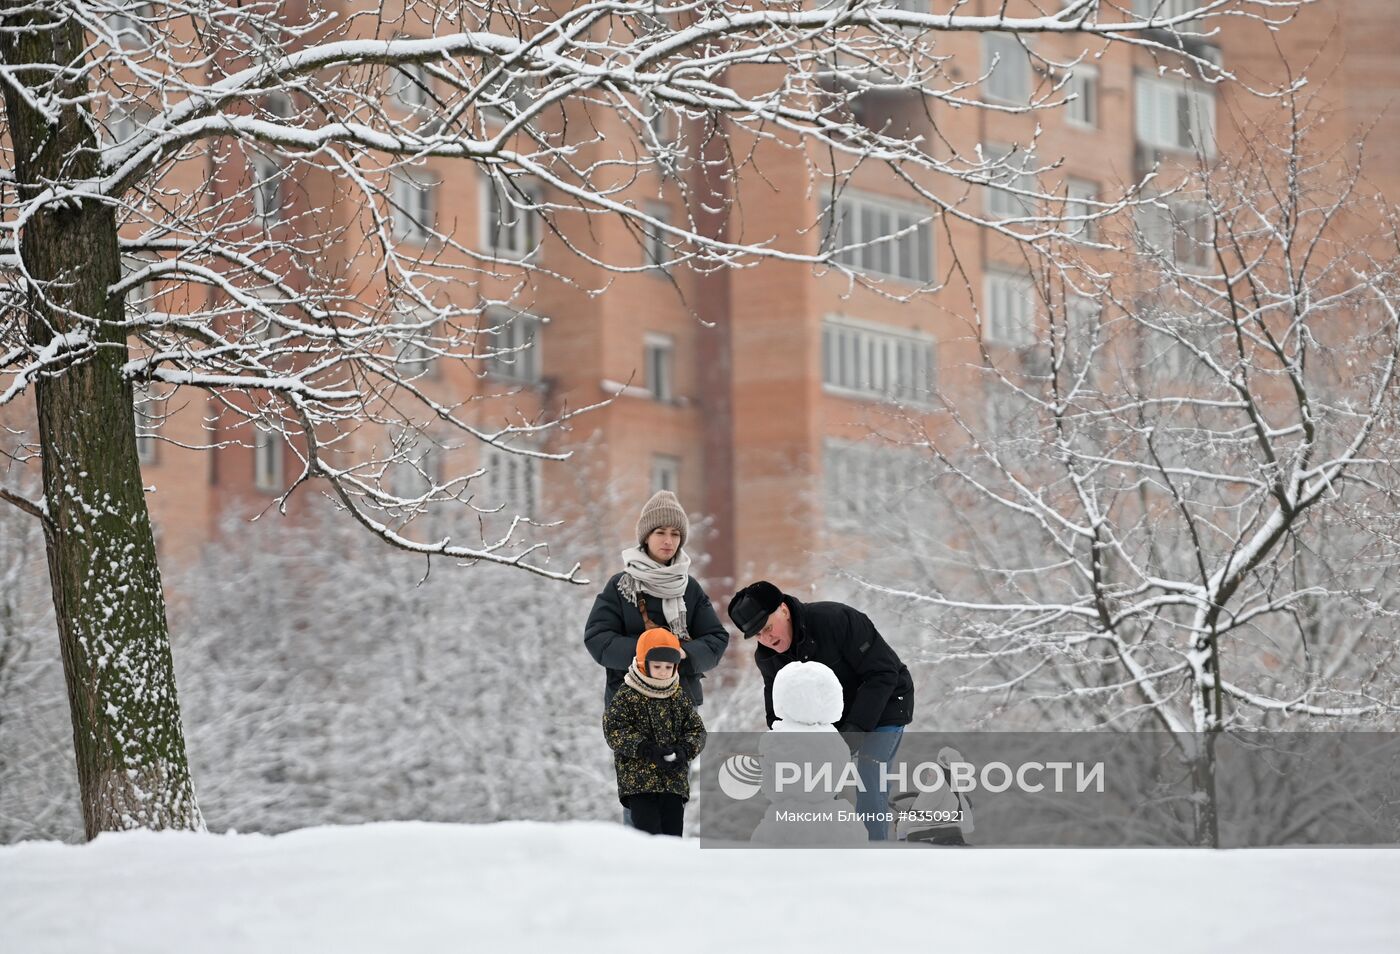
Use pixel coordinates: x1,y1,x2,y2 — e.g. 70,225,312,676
837,92,1400,844
0,1,1305,835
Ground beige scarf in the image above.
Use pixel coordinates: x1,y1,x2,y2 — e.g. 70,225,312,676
623,660,680,700
617,545,691,640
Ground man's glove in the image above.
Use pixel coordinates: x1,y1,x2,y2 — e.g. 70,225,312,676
835,721,864,756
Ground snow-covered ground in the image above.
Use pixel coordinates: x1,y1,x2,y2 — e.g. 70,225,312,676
3,821,1398,953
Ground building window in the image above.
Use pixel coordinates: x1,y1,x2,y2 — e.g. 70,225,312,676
396,308,438,381
483,309,542,384
1144,323,1194,379
105,1,151,49
823,191,934,284
481,176,541,259
983,270,1037,348
1064,178,1099,243
1135,199,1214,271
252,154,281,225
481,443,540,521
644,203,671,269
1135,75,1216,157
389,433,442,535
983,34,1031,106
645,100,680,146
1064,295,1101,365
103,104,150,149
397,335,437,380
984,145,1038,219
823,439,924,527
651,455,680,495
480,67,536,124
134,383,160,465
390,62,432,113
644,334,674,402
821,317,934,402
1066,65,1098,128
392,174,435,244
118,252,157,317
1133,0,1211,35
253,425,283,492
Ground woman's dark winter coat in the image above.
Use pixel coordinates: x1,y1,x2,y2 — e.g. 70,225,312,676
603,684,707,804
755,596,915,731
584,572,730,707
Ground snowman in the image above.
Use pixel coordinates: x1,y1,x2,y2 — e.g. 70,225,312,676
751,662,870,846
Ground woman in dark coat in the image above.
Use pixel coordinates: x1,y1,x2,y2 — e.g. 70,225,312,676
583,490,730,709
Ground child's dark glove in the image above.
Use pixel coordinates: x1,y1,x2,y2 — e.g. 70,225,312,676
637,742,670,767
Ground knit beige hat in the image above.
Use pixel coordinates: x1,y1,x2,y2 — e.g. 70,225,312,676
636,490,688,549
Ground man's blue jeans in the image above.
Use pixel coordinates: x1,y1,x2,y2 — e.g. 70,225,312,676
855,725,904,841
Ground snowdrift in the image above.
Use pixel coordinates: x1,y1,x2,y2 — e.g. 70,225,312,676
2,820,1398,953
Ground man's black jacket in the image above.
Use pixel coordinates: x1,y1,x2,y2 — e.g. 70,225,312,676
755,596,914,731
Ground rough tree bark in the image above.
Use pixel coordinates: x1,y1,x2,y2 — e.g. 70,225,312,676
0,11,201,838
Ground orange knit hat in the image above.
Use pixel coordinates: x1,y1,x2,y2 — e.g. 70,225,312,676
635,628,682,674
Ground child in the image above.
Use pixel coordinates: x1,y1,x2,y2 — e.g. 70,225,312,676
603,627,706,836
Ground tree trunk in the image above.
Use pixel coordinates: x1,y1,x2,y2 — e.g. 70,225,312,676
1,13,202,838
1190,731,1221,848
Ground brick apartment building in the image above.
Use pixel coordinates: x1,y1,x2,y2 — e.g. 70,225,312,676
105,0,1400,598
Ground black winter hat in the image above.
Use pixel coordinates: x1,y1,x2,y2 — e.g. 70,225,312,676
728,580,785,639
645,646,683,666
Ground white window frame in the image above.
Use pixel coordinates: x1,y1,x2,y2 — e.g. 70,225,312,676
480,176,541,260
253,424,283,493
983,269,1037,348
650,454,681,495
483,309,543,384
1065,64,1099,129
824,191,934,285
644,333,674,402
391,174,435,244
983,33,1032,106
984,144,1039,220
1135,75,1217,158
821,316,935,403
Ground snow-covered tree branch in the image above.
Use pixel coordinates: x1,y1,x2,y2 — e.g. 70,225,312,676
0,0,1312,836
832,89,1399,842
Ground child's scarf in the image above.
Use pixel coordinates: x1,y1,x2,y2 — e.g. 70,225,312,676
624,659,680,700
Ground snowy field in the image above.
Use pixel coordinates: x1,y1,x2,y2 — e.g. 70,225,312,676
3,822,1399,953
